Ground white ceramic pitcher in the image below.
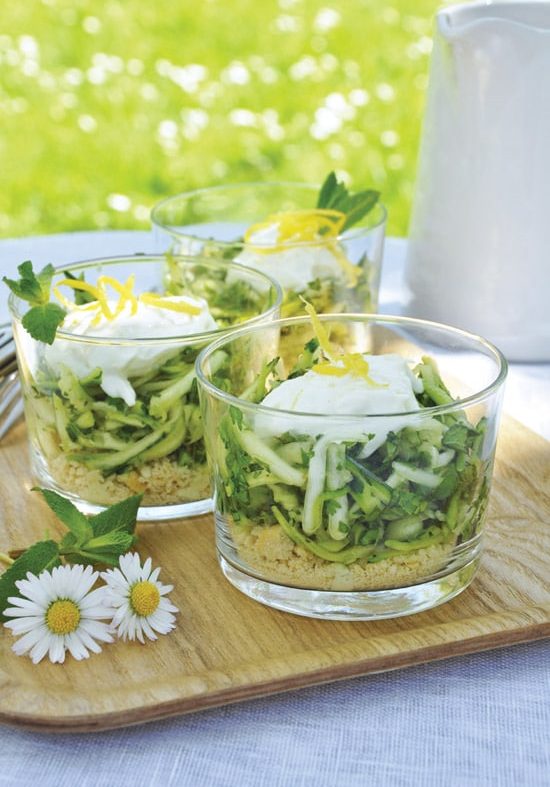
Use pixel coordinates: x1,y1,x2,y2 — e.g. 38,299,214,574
405,2,550,361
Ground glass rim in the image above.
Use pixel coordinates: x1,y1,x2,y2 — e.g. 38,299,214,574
151,181,388,249
8,253,283,346
196,312,508,419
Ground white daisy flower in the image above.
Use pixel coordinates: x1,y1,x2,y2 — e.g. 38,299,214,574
3,564,114,664
101,553,178,643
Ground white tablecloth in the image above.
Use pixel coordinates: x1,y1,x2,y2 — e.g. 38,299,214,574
0,232,549,787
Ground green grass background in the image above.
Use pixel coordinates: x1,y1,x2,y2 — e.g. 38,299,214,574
0,0,444,240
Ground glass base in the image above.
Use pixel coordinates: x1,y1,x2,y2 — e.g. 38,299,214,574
218,554,480,621
76,496,214,522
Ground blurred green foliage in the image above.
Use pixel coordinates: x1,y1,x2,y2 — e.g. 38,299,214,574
0,0,440,239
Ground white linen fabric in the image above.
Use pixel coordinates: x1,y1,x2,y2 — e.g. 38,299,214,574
0,232,549,786
1,642,549,787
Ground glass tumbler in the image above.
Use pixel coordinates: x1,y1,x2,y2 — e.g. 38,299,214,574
151,182,387,317
196,314,507,620
9,255,282,521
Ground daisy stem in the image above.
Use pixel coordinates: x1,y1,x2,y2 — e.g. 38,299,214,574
0,551,14,566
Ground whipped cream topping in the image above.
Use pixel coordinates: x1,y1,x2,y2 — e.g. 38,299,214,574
45,295,217,406
234,222,347,292
255,353,424,456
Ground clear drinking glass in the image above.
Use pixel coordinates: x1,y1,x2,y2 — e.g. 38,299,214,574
151,183,387,317
9,255,282,521
196,314,507,620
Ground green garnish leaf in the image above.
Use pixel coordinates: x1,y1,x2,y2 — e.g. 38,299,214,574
32,488,141,566
21,303,67,345
88,494,142,538
32,487,92,543
4,261,67,345
71,531,136,567
3,261,55,305
0,540,60,622
316,171,380,231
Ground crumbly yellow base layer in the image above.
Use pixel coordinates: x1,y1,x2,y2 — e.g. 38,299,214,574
231,524,452,591
48,453,211,507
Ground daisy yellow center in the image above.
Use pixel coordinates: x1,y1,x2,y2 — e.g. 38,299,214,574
46,599,81,635
130,580,160,617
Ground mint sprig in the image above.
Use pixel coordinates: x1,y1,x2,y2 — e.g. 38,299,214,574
0,490,142,621
34,488,141,566
316,172,380,232
3,260,67,344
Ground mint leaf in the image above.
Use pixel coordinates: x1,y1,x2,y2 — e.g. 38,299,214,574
22,303,66,344
71,531,136,567
59,532,78,552
83,531,136,553
3,261,55,305
316,172,342,212
4,261,65,344
58,494,141,566
35,263,56,299
0,540,60,622
59,533,136,567
33,488,92,543
3,261,44,304
341,190,380,231
316,171,380,231
88,494,142,538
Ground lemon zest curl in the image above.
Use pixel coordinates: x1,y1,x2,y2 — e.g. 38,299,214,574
53,274,202,323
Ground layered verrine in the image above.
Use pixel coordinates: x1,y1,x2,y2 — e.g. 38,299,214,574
151,178,386,318
197,313,506,619
8,255,282,519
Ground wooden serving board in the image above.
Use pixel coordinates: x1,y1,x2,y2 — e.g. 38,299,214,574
0,417,549,733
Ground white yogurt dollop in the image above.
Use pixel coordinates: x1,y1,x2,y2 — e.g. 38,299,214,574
234,223,346,292
45,295,218,406
256,354,424,457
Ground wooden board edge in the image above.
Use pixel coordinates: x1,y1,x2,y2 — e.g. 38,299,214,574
2,618,549,735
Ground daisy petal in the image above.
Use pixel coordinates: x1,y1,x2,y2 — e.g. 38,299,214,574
140,617,158,642
80,619,113,643
65,632,89,661
5,595,45,612
14,577,49,606
4,615,45,635
75,628,103,654
48,636,66,664
3,604,44,618
12,625,49,655
6,563,116,664
27,635,51,664
141,557,152,580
